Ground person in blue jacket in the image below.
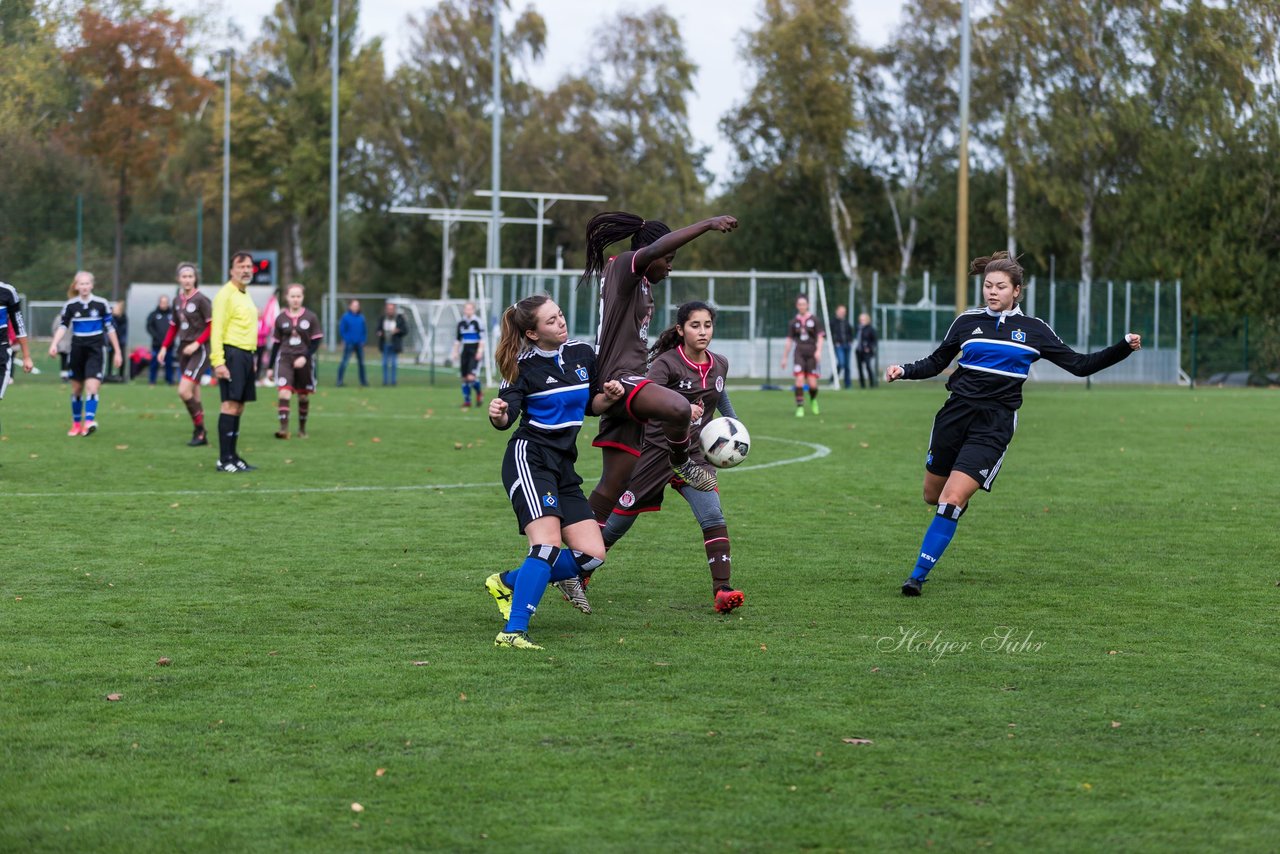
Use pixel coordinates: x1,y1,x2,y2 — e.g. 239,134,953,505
336,299,368,387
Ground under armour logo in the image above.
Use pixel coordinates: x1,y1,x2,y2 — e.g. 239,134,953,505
677,379,693,390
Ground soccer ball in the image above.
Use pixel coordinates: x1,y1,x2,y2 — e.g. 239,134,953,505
699,417,751,469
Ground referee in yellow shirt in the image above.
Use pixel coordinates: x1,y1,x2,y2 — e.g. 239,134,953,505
210,252,260,472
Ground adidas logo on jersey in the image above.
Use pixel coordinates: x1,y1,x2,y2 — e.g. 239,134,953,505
971,328,984,335
545,376,557,384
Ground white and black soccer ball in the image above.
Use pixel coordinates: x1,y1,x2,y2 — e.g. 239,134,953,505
699,417,751,469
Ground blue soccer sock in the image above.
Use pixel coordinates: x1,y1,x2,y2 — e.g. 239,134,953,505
71,395,83,423
462,381,472,404
472,380,482,399
85,394,99,422
550,548,604,581
505,545,557,633
910,503,965,582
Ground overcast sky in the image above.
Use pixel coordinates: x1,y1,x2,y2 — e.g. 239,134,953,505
204,0,905,188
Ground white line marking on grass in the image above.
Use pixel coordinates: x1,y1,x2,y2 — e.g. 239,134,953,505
6,437,829,498
734,436,831,472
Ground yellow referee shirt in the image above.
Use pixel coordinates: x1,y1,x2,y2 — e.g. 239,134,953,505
209,281,259,367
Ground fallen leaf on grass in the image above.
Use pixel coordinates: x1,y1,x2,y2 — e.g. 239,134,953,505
411,661,429,667
859,442,869,448
115,445,129,450
870,667,879,673
351,803,364,813
14,596,22,602
106,693,123,701
759,644,767,651
459,692,467,701
841,738,873,745
453,442,463,450
371,437,381,443
375,768,386,778
28,453,38,459
156,657,172,666
1111,721,1122,729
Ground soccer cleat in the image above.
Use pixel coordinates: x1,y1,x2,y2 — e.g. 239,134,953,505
901,578,923,597
714,587,744,613
233,457,258,472
461,400,471,409
554,575,593,614
494,630,543,650
216,458,240,473
672,458,717,492
811,400,820,415
795,406,805,417
274,430,289,439
485,573,513,620
297,430,308,439
82,420,97,435
188,428,208,447
67,422,83,437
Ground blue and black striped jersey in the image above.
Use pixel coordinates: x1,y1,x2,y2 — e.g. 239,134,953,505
900,306,1133,409
0,282,27,340
456,317,482,345
59,295,114,347
496,339,597,459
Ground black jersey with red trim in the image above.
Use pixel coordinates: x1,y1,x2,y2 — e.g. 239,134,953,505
899,306,1134,410
643,345,730,455
0,282,27,340
496,339,598,459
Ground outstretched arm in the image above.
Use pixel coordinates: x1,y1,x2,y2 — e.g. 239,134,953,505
1041,332,1141,377
633,216,737,270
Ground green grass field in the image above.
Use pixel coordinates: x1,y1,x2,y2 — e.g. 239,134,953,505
2,368,1277,852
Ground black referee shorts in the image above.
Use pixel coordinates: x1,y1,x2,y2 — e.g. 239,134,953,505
925,396,1017,492
219,345,257,403
501,437,593,534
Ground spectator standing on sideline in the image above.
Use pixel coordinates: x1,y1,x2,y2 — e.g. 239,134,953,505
210,252,260,472
855,312,879,389
110,300,129,382
830,304,854,389
376,301,407,386
146,295,175,385
336,299,368,387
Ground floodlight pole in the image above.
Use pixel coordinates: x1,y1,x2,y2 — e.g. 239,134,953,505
954,0,972,316
328,0,340,349
221,48,233,276
488,0,502,269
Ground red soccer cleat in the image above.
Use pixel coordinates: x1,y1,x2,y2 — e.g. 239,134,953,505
714,587,744,614
67,422,83,437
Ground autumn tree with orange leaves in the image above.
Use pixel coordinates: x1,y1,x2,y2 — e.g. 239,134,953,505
62,8,212,298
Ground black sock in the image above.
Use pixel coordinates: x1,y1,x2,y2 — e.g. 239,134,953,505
218,413,234,461
231,415,241,459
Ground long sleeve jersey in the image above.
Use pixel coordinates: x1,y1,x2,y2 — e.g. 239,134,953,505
899,306,1134,410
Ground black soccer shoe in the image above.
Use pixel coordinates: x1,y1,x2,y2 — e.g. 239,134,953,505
188,429,208,447
232,457,258,472
901,578,923,597
216,458,240,473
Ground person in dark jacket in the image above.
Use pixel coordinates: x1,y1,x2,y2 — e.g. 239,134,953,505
336,299,368,387
855,312,880,389
375,301,408,386
830,304,854,389
146,295,175,385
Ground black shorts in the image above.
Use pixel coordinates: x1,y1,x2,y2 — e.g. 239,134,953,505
501,438,593,534
791,349,820,376
69,343,105,382
219,346,257,403
925,397,1017,492
591,374,651,456
459,344,479,377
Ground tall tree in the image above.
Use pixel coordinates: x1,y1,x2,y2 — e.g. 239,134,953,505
866,0,958,303
722,0,874,294
61,8,212,297
235,0,381,284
